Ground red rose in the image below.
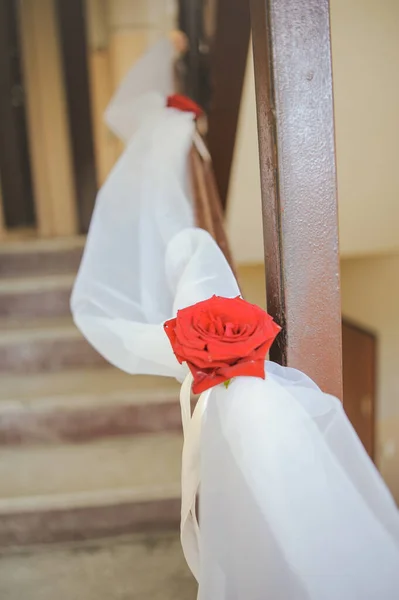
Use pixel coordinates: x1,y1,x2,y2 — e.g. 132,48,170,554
164,295,281,394
166,94,203,118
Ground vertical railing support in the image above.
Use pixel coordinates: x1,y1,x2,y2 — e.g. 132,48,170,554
250,0,342,398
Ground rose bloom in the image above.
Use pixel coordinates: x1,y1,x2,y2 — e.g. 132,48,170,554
164,295,281,394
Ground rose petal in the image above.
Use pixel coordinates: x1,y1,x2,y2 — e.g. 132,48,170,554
176,318,206,350
189,365,228,394
189,358,266,394
164,318,177,346
216,358,266,380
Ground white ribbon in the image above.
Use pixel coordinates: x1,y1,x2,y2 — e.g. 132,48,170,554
179,373,212,580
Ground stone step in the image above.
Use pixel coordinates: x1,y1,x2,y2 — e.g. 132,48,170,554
0,318,105,374
0,433,182,546
0,532,196,600
0,237,84,278
0,274,74,319
0,367,181,445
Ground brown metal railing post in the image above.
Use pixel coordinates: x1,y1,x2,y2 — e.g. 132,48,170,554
250,0,343,398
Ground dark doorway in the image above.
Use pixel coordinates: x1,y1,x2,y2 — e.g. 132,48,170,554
56,0,97,233
0,0,35,229
342,319,376,459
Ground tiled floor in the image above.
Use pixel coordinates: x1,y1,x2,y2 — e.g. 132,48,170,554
0,532,196,600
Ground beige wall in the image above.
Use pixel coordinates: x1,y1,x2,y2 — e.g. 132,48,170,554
341,255,399,500
237,264,266,310
227,0,399,263
331,0,399,257
226,48,264,265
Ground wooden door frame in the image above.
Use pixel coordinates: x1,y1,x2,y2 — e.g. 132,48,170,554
342,317,377,458
342,318,377,348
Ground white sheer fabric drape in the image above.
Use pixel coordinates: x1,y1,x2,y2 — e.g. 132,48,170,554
71,40,399,600
199,368,399,599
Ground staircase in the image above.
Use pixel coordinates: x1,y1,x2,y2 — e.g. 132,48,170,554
0,237,193,598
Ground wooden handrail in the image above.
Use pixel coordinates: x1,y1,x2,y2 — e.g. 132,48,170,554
174,13,237,279
190,142,236,276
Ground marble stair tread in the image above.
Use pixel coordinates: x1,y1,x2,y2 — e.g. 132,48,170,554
0,433,182,545
0,367,182,445
0,316,78,339
0,433,182,507
0,532,196,600
0,317,106,373
0,274,75,294
0,367,179,408
0,236,85,278
0,236,85,254
0,275,74,319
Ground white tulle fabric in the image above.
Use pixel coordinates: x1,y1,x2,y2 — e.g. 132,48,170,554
71,40,399,599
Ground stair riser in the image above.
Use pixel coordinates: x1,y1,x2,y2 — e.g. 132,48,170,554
0,498,180,546
0,288,71,319
0,401,182,445
0,337,106,374
0,248,82,278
